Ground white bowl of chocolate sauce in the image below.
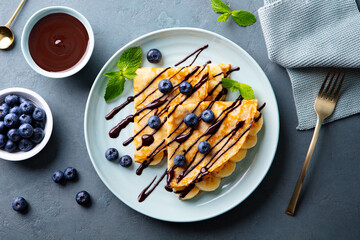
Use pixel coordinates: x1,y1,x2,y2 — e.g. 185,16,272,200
21,6,94,78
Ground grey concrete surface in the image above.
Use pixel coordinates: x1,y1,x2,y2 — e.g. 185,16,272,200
0,0,359,239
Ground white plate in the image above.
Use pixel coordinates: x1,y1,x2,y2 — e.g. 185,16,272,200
84,27,279,222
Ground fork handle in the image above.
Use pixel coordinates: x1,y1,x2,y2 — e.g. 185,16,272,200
286,116,323,216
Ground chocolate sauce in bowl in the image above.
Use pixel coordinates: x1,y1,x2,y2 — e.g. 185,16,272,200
28,13,89,72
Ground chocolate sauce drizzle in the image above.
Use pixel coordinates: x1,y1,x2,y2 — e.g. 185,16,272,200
138,169,167,202
174,45,209,67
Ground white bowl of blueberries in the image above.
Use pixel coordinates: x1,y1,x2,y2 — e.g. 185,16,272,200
0,88,53,161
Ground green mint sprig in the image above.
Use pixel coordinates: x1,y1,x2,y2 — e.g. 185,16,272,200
211,0,256,27
221,78,255,100
104,46,142,102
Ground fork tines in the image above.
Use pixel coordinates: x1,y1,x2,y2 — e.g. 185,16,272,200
318,68,346,101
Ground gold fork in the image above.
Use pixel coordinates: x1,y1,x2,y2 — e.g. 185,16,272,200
286,68,346,216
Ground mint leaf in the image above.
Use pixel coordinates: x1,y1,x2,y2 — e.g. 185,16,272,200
231,10,256,27
117,46,142,76
104,72,126,103
123,72,137,80
211,0,231,14
218,13,230,22
221,78,255,100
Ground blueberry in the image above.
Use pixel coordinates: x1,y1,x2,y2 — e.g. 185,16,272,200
201,109,215,123
198,141,211,154
105,148,119,161
76,191,91,206
18,139,34,152
147,49,162,63
19,97,27,104
158,79,173,94
64,167,77,181
119,155,132,167
19,123,33,138
32,107,45,121
0,121,7,134
184,113,199,128
34,120,45,129
174,154,186,167
4,113,19,128
148,115,161,129
4,140,16,152
0,134,6,148
52,170,64,183
179,82,193,95
20,101,35,115
10,106,21,116
12,197,28,212
19,114,32,125
5,95,19,107
0,104,9,120
30,128,44,143
7,129,21,142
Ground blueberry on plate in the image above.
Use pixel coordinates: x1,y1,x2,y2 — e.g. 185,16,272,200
0,121,7,134
18,139,34,152
19,123,34,138
119,155,132,167
198,141,211,154
20,101,35,115
0,104,10,120
148,115,161,129
7,129,21,142
34,120,45,129
4,113,19,128
4,140,17,152
158,79,173,94
30,128,44,143
201,109,215,123
52,170,64,183
64,167,77,181
174,154,186,167
179,82,193,95
19,114,32,125
32,107,45,121
76,191,91,206
5,94,19,107
184,113,199,128
0,134,6,148
147,49,162,63
12,197,28,212
10,106,22,116
105,148,119,161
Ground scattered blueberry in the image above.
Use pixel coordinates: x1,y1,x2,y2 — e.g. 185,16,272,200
19,114,32,125
20,101,35,115
76,191,91,206
198,141,211,154
30,128,44,143
7,129,21,142
64,167,77,181
184,113,199,128
174,154,186,167
201,109,215,123
0,121,6,134
52,170,64,183
119,155,132,167
158,79,173,94
19,123,33,138
179,82,193,95
18,139,34,151
34,120,45,129
147,49,162,63
0,104,10,120
148,115,161,129
4,113,19,128
5,95,19,107
4,140,16,152
0,134,6,148
32,107,45,121
10,106,21,115
105,148,119,161
12,197,28,212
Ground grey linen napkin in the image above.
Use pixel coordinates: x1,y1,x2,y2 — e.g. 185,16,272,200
258,0,360,130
